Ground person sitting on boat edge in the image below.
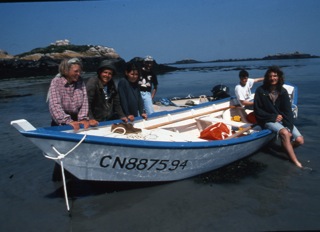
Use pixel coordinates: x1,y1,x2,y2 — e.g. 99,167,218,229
86,59,128,123
48,58,97,131
235,69,263,109
253,66,304,168
118,62,147,121
138,55,158,115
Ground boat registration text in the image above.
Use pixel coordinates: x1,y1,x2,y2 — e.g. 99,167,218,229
100,156,188,172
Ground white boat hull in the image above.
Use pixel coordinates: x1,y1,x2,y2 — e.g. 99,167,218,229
13,109,274,182
27,132,273,182
11,83,298,182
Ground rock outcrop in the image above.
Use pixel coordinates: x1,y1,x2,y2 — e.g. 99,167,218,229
262,51,318,60
0,41,123,79
0,41,178,79
0,49,14,59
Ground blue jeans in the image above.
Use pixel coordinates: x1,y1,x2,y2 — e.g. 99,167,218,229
140,91,154,115
265,122,302,141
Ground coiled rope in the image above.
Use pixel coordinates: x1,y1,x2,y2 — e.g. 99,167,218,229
111,126,160,140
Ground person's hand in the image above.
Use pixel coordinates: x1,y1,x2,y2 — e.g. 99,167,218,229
89,119,99,127
276,114,283,122
121,117,128,123
127,115,135,122
69,121,80,131
79,120,89,130
141,113,147,120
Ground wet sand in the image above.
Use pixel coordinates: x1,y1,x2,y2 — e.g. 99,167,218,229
1,59,320,231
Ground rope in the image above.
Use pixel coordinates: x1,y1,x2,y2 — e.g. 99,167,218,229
111,127,126,135
60,160,70,212
121,130,159,140
111,125,155,140
44,133,87,160
44,133,87,212
127,133,147,140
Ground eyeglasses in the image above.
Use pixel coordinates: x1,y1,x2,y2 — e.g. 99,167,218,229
68,58,81,64
269,74,278,77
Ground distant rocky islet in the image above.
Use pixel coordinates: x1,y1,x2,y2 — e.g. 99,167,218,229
0,39,318,80
0,39,177,79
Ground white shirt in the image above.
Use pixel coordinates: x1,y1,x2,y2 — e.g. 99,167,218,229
234,78,255,107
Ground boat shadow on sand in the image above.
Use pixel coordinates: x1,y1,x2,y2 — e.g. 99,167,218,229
46,174,169,199
46,153,268,199
195,155,267,185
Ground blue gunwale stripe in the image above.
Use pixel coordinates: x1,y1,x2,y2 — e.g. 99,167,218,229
21,128,273,149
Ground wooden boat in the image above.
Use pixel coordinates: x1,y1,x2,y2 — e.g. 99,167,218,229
11,100,266,182
10,83,298,183
168,84,230,107
152,85,230,109
10,83,298,212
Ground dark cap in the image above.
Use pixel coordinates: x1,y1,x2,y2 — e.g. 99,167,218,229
97,60,117,75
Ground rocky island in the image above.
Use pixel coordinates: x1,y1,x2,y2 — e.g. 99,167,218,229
1,40,318,79
262,51,319,60
0,39,178,79
171,51,319,65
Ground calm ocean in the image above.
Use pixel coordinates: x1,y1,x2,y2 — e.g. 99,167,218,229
1,58,320,231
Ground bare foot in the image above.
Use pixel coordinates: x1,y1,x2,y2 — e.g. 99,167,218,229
295,161,303,168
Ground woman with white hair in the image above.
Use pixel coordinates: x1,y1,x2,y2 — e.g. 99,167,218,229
48,58,97,131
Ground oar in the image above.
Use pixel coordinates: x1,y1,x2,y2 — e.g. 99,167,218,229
225,124,257,140
144,105,238,130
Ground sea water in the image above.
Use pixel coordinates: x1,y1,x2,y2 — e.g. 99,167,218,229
1,58,320,231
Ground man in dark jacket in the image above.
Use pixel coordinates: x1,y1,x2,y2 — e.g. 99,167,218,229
254,66,304,168
86,60,127,122
138,56,158,115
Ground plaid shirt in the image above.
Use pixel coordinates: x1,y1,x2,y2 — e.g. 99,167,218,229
49,75,89,125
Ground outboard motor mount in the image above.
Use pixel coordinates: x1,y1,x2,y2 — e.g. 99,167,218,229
211,84,230,100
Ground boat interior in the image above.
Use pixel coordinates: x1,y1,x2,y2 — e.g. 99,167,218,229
77,100,258,142
13,84,297,143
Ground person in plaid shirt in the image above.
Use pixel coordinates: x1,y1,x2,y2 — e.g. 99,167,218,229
48,58,98,131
